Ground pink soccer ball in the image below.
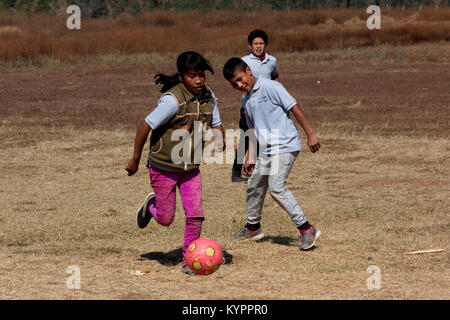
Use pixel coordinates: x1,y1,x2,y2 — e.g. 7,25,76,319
185,238,223,275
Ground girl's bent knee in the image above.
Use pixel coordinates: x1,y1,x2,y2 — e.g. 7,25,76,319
156,212,176,226
158,219,174,227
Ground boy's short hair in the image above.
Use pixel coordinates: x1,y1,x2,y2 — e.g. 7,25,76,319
223,57,248,81
248,29,268,45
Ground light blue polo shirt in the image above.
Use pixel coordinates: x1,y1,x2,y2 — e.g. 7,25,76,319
241,53,278,80
145,91,222,130
242,78,302,155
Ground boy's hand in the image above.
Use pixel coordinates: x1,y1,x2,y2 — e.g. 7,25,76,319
243,160,255,176
290,105,320,153
307,134,321,153
125,158,139,176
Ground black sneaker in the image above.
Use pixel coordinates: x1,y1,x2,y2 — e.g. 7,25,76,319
231,166,250,182
231,166,244,182
137,193,155,229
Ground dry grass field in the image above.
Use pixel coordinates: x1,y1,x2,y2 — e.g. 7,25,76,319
0,9,449,301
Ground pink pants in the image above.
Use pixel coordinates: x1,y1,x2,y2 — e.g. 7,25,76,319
147,165,204,266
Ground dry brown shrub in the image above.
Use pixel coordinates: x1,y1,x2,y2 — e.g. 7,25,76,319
416,7,450,21
0,8,449,62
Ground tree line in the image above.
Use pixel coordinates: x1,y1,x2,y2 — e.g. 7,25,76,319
1,0,448,17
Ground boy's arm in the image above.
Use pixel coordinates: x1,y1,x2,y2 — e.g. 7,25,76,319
290,104,321,153
125,120,151,176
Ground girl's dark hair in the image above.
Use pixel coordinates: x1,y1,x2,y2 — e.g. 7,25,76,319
248,29,268,45
154,51,214,93
223,57,248,81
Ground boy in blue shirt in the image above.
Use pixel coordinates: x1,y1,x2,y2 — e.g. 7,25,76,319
242,29,279,82
223,57,321,250
232,30,279,182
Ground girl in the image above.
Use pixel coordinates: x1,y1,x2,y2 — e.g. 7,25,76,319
125,51,225,275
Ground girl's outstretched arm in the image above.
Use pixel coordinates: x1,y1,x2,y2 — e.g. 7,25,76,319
126,120,151,176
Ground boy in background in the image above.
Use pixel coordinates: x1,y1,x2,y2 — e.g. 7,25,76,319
232,30,279,182
242,29,279,82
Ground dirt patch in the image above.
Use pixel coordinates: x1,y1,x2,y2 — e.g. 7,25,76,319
359,178,449,188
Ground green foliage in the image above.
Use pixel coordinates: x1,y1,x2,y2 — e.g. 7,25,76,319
35,0,50,11
215,0,233,9
1,0,449,16
0,0,17,9
15,0,34,13
90,0,108,17
129,0,141,15
67,0,108,18
174,0,216,11
107,0,126,17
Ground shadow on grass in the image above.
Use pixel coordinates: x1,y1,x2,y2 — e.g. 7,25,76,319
258,236,297,246
139,247,234,266
259,235,322,251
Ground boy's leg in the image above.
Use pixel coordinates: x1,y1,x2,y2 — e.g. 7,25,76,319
267,152,321,250
231,110,250,182
148,166,178,227
267,152,307,227
246,156,270,226
230,155,269,241
231,156,270,241
177,169,204,266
